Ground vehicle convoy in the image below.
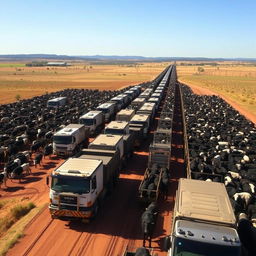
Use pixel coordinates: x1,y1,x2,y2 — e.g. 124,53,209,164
79,110,104,135
48,158,109,219
164,178,241,256
47,97,67,108
53,124,89,157
104,121,135,158
116,108,135,122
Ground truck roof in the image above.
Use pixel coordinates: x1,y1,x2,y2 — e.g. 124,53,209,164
80,111,102,119
54,124,84,136
117,109,135,116
54,158,102,177
97,102,115,109
48,97,66,102
78,149,116,166
176,178,236,226
130,114,150,122
90,134,123,147
106,121,128,130
132,98,146,103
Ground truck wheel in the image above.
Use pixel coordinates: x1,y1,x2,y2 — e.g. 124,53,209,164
163,236,171,251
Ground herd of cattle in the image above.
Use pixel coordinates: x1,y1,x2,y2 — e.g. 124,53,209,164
182,84,256,226
0,85,146,186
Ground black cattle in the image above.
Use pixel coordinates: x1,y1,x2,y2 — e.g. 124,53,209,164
134,247,150,256
4,161,19,178
237,218,256,256
0,172,7,188
141,203,158,248
11,166,23,181
34,153,43,168
44,144,53,158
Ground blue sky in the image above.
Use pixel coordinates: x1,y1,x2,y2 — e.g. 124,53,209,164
0,0,255,58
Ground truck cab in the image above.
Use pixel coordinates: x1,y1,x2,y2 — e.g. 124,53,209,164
129,114,150,139
89,134,124,160
49,158,103,219
164,178,241,256
53,124,88,157
137,102,156,122
116,109,135,122
130,98,146,111
79,110,104,134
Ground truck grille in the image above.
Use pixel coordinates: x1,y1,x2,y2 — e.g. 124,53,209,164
60,195,77,205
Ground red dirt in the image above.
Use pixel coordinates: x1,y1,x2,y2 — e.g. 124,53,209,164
186,83,256,124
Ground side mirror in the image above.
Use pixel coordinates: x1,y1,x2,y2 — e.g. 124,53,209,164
46,176,49,186
163,236,172,251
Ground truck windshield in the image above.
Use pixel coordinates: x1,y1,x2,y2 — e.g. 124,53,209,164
105,128,125,135
97,108,109,114
51,176,90,194
80,119,95,126
53,135,72,144
173,237,240,256
130,121,146,126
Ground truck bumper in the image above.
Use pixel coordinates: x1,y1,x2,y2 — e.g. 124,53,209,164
49,205,93,219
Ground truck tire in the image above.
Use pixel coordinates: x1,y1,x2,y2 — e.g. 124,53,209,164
163,236,171,251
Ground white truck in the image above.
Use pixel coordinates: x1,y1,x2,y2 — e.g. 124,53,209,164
48,158,108,220
47,97,67,109
164,178,241,256
137,102,156,122
88,134,124,161
96,102,116,122
129,114,150,138
116,109,135,122
79,110,104,135
53,124,89,157
104,121,135,158
130,98,146,111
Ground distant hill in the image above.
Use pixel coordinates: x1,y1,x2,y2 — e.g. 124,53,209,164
0,54,255,62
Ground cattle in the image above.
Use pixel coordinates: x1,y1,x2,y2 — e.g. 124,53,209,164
134,247,151,256
34,153,43,168
44,144,53,158
237,218,256,256
0,172,7,188
11,166,23,181
182,83,256,224
141,202,158,248
21,163,31,175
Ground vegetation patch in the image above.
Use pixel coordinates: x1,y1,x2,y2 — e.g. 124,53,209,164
0,202,35,236
0,203,45,256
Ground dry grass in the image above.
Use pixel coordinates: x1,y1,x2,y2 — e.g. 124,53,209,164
177,63,256,116
0,203,45,256
0,62,170,104
0,202,35,236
